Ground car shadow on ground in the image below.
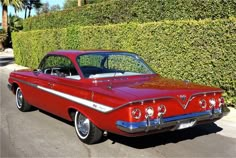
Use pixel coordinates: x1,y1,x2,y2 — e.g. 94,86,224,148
107,123,222,149
38,109,222,148
38,109,74,126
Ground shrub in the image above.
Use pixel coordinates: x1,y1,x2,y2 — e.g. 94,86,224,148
0,30,8,50
13,17,236,104
23,0,236,31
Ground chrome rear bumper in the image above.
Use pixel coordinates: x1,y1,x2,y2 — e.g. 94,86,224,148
116,108,223,133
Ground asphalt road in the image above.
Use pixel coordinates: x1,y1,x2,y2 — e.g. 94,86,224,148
1,65,236,158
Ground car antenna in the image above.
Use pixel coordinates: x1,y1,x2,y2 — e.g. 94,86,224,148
107,71,117,90
107,80,113,90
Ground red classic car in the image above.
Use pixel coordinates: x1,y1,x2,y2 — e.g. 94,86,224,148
8,50,225,144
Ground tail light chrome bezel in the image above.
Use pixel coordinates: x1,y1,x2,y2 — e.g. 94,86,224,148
209,98,216,108
131,108,142,120
199,99,207,109
218,97,225,107
145,106,154,118
158,104,166,116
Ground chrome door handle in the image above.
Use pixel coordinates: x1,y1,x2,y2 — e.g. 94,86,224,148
48,83,54,88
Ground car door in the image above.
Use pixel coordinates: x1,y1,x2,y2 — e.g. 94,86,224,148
35,55,91,117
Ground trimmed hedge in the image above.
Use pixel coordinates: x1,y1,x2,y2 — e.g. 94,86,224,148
23,0,236,31
13,17,236,104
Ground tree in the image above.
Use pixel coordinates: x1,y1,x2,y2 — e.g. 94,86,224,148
0,0,23,31
23,0,42,18
8,14,23,32
35,2,49,15
64,0,77,9
50,4,61,12
78,0,81,6
40,2,49,13
65,0,108,9
35,3,61,15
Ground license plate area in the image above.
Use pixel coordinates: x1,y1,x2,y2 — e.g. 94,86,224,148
177,119,196,130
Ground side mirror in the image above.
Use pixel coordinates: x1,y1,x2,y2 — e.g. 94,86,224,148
33,69,42,75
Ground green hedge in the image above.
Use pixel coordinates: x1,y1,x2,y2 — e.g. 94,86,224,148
23,0,236,31
13,17,236,104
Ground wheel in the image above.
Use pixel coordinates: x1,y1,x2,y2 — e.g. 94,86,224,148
74,111,102,144
16,87,32,112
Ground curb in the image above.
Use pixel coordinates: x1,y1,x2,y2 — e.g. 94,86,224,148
0,50,14,58
3,63,28,71
222,107,236,122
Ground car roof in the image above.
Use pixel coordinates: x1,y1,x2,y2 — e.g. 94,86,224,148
47,50,136,57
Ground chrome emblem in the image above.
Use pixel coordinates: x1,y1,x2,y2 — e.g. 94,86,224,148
179,95,187,102
93,104,97,108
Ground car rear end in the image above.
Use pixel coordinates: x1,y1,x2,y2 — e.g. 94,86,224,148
115,90,225,136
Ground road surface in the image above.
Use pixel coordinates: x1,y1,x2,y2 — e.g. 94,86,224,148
0,57,14,66
1,64,236,157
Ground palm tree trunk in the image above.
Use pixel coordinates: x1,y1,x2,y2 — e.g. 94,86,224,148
78,0,82,6
28,2,33,18
15,8,17,16
28,8,31,17
25,6,28,19
2,5,8,31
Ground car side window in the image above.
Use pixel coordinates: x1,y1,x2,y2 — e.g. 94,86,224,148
105,55,150,74
77,55,105,78
40,55,80,80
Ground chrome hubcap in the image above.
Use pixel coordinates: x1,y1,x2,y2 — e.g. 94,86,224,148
16,88,23,108
77,114,90,139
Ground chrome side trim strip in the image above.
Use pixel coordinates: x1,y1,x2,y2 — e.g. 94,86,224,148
11,77,113,113
12,77,38,88
37,86,113,113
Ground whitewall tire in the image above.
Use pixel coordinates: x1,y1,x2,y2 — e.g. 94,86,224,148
74,111,102,144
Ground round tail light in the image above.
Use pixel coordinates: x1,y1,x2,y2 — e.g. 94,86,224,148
145,106,154,117
219,97,225,107
158,104,166,116
199,99,206,108
132,108,141,120
209,98,216,108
